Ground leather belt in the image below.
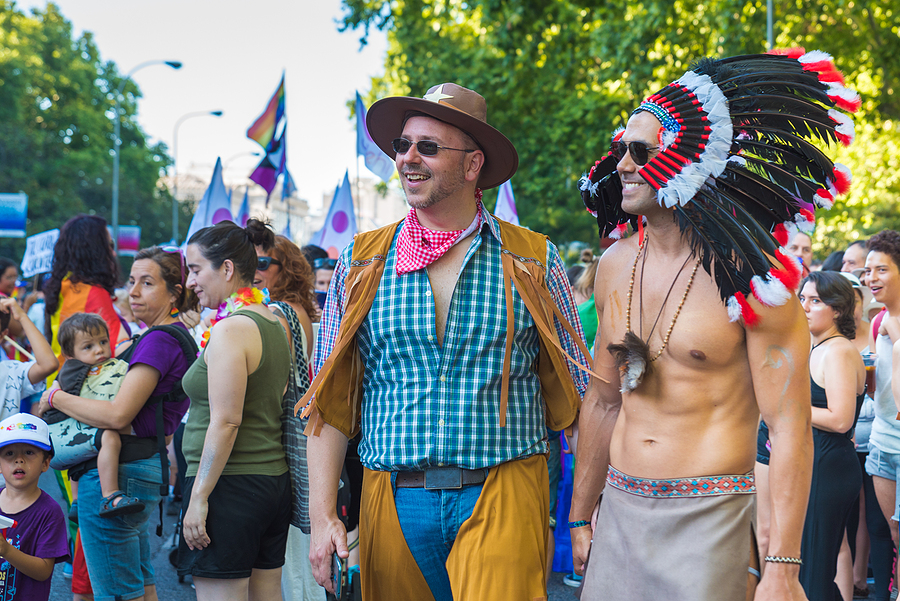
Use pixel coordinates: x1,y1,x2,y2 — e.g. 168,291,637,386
395,466,489,489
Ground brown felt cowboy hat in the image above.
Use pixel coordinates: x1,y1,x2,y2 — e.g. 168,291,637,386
366,83,518,190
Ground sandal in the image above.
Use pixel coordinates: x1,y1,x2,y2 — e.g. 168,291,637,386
99,491,145,518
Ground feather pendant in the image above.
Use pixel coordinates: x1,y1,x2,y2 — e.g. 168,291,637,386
607,330,650,394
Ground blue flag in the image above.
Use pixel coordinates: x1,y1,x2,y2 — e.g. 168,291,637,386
184,158,233,246
356,92,395,183
310,170,357,257
235,187,250,227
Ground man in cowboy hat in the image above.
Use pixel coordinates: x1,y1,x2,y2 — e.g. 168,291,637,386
303,83,591,600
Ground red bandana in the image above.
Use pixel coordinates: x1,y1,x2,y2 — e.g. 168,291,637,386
396,201,484,275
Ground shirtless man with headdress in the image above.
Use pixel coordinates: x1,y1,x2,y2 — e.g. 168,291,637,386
570,49,860,600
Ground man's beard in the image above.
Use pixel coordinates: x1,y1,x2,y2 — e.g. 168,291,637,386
403,158,468,210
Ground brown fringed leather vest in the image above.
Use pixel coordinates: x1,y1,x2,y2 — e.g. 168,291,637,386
299,219,594,439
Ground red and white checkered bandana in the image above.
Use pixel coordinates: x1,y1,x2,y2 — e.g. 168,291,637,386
396,201,484,275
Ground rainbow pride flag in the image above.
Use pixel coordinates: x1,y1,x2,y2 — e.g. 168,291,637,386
247,74,285,152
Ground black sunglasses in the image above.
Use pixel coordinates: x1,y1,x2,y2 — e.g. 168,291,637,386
313,258,337,270
391,138,476,157
257,256,283,271
610,140,659,166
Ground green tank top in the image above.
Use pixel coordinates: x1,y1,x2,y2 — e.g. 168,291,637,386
182,309,290,477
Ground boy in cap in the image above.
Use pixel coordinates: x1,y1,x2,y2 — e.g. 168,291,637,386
0,412,69,600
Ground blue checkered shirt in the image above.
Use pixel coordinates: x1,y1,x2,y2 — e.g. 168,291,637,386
313,207,589,471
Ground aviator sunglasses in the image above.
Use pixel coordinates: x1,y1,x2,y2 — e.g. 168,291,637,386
391,138,476,157
257,256,283,271
610,140,659,166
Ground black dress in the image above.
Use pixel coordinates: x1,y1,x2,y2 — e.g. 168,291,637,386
798,377,864,601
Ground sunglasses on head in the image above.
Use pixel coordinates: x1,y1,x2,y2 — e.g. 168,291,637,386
391,138,476,157
313,258,337,270
257,256,283,271
610,140,659,166
160,245,184,285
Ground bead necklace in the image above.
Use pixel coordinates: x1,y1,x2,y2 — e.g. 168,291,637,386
627,236,701,362
610,235,701,393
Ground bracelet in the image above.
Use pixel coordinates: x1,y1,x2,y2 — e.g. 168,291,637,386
47,389,59,409
764,555,802,565
568,520,591,529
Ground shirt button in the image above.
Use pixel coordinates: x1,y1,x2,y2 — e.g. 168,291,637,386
427,335,433,341
438,462,445,467
426,289,432,296
439,375,446,383
438,419,445,426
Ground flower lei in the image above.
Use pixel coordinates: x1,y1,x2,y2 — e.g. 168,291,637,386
199,287,269,353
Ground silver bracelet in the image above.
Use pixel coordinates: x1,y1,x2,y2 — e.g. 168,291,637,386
764,555,802,565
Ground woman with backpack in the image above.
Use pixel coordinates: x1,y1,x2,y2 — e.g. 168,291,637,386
38,245,198,601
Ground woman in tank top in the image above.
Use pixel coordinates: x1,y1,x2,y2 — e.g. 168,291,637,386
797,270,866,601
178,220,292,600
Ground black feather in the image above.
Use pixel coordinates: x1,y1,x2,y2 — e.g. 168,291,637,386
735,126,835,175
734,138,833,184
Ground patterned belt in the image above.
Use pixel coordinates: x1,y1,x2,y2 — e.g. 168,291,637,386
606,465,756,498
396,467,489,489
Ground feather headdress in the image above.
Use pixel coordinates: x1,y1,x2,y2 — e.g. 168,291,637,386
579,50,858,325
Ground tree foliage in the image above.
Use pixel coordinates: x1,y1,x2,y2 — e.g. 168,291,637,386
341,0,900,257
0,1,190,269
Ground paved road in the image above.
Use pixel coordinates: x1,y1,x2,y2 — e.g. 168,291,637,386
40,458,579,600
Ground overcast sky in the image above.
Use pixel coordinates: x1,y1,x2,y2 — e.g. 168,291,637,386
20,0,389,212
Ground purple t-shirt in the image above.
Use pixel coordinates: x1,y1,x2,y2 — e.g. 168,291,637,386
0,489,69,601
127,323,191,438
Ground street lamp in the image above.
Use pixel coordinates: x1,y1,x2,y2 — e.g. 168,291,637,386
172,110,224,244
111,60,182,253
222,151,262,170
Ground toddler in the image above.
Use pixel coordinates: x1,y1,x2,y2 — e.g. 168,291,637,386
44,313,144,518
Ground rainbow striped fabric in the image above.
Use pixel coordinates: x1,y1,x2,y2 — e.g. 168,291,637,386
246,75,285,151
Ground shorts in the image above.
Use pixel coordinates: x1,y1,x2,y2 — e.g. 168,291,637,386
177,472,291,578
866,445,900,521
756,420,771,465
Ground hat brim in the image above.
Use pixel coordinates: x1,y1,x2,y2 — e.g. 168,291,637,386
0,438,52,453
366,96,518,190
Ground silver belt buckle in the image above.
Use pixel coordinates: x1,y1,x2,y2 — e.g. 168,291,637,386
424,466,463,489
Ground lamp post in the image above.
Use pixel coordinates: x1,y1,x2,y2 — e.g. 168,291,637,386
111,60,181,254
172,110,224,244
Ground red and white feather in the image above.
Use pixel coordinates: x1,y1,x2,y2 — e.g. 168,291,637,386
815,188,835,210
826,83,861,113
831,164,852,195
750,272,792,307
829,109,855,146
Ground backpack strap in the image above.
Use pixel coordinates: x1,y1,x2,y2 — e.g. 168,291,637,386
120,323,198,535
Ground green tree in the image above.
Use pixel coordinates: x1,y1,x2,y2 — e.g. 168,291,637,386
0,1,190,272
342,0,900,257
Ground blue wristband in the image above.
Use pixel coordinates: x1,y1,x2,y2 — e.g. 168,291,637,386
568,520,590,529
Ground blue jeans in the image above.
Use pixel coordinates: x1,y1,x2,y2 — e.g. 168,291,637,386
78,456,163,601
392,474,484,601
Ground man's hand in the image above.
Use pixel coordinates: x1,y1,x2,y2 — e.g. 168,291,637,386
754,564,808,601
571,525,592,576
182,496,210,551
309,515,349,594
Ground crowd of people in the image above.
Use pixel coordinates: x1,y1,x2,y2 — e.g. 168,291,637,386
0,49,894,601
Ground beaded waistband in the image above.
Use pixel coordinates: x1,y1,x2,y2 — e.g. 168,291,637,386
606,465,756,498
